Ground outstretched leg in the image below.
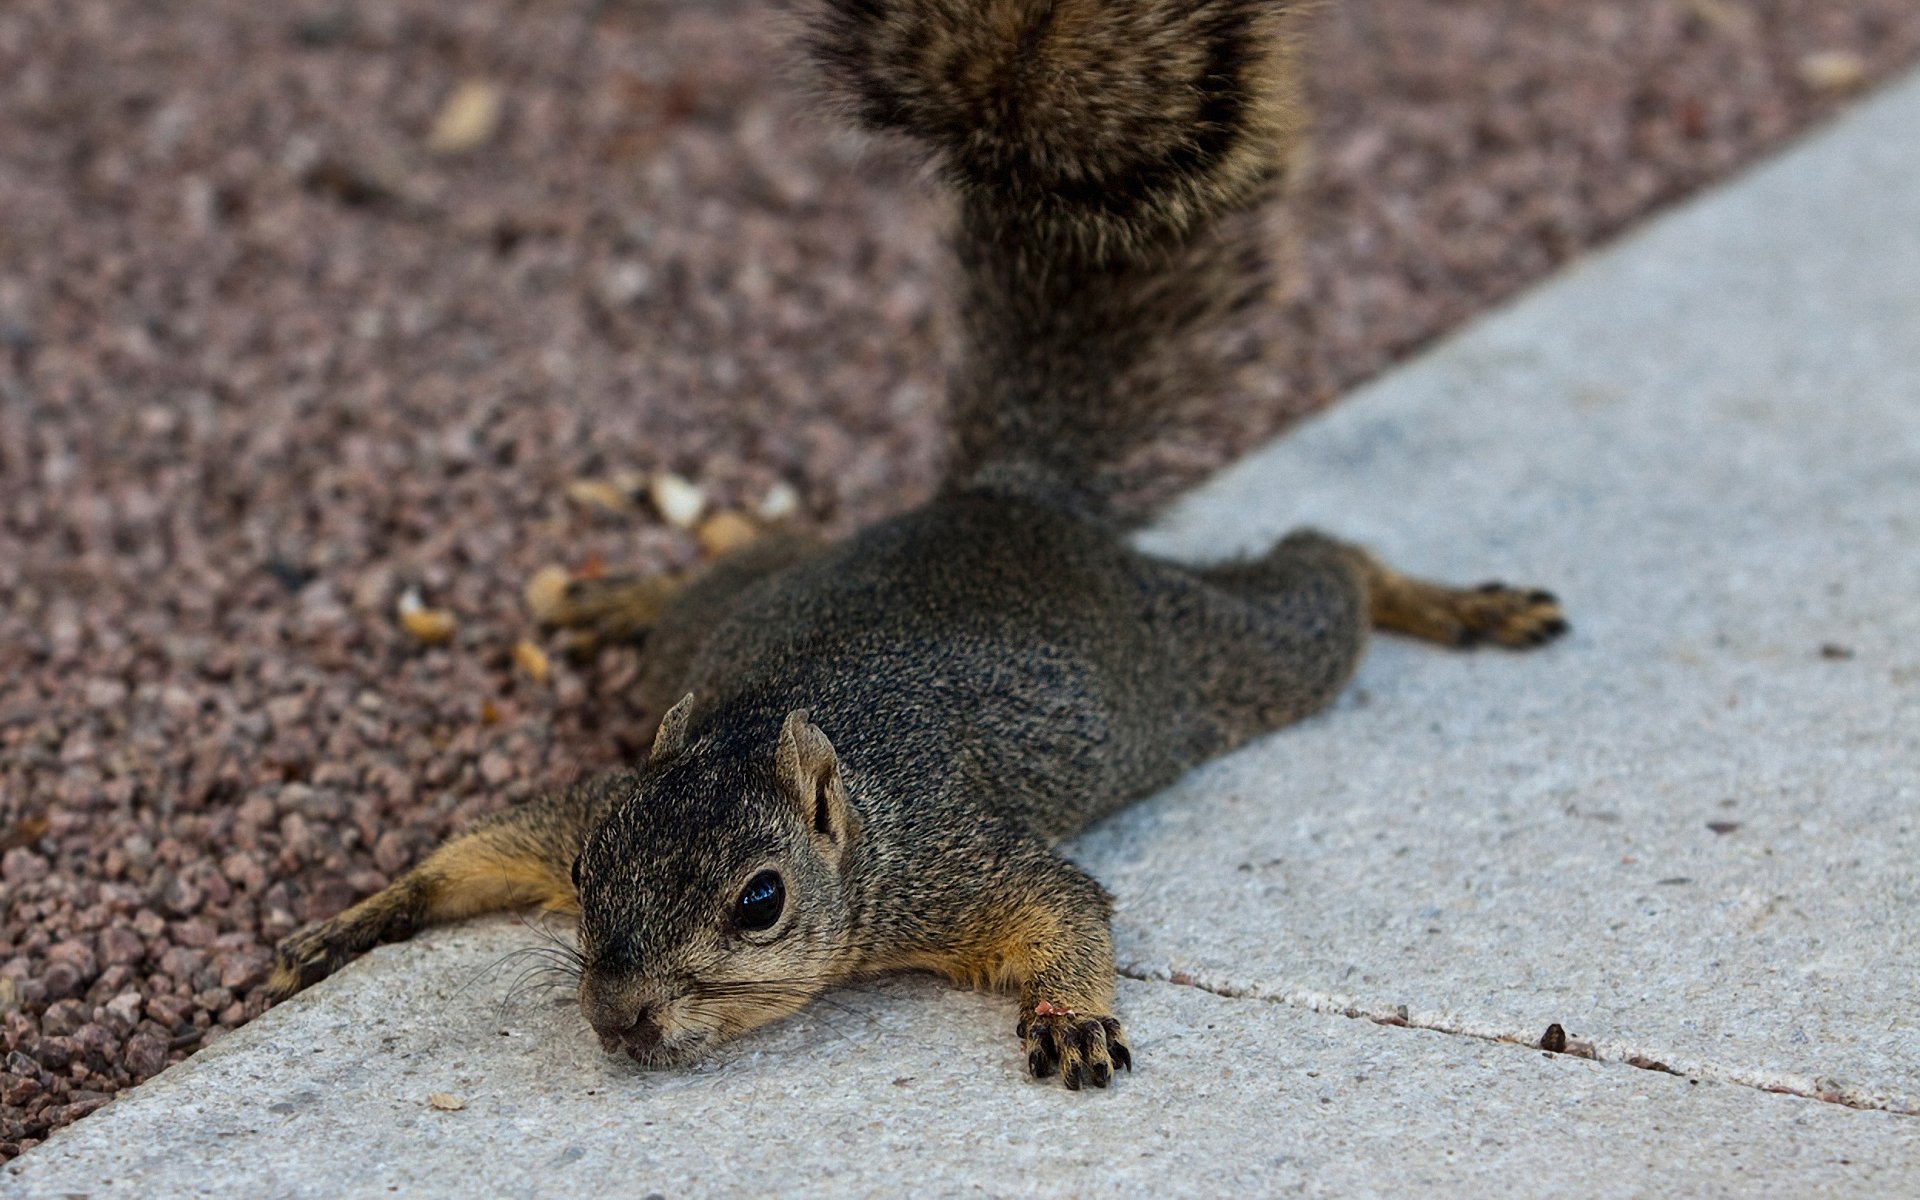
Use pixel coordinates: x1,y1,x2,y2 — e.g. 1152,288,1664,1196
527,572,688,655
1173,531,1371,755
528,527,827,660
1179,529,1567,756
266,772,635,1001
884,840,1131,1090
634,530,827,714
1201,530,1569,649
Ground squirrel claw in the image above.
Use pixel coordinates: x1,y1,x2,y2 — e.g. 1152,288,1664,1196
1443,582,1570,650
263,933,335,1002
1023,1011,1129,1090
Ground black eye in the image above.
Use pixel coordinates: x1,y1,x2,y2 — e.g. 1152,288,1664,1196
737,870,784,932
570,856,582,890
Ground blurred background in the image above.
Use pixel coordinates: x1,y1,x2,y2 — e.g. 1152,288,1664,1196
1,0,1917,1158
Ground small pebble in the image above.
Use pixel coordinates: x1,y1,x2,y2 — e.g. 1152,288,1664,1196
427,80,503,155
397,588,458,647
1798,51,1868,93
647,473,707,529
564,479,634,515
522,565,572,626
756,480,801,522
512,639,552,684
695,511,759,558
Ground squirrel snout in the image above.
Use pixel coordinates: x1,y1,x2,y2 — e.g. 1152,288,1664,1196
604,1005,663,1056
579,977,666,1057
589,1000,662,1056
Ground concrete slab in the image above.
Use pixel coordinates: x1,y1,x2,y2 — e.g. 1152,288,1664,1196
11,61,1920,1200
8,920,1917,1198
1116,66,1920,1114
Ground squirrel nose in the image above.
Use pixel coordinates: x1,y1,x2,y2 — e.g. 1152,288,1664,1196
614,1005,664,1055
581,981,666,1055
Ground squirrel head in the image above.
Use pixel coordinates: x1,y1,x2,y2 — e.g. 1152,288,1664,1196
572,696,863,1067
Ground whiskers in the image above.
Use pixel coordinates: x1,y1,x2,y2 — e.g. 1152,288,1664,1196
441,911,587,1024
497,946,585,1016
501,911,588,1016
679,975,885,1048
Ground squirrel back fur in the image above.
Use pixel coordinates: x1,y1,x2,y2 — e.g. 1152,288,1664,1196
809,0,1311,523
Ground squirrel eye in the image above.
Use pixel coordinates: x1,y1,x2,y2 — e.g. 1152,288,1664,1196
570,856,582,890
736,870,785,932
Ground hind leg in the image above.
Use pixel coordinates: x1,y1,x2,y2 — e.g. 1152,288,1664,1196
528,526,828,657
1202,531,1568,650
1328,539,1567,649
1172,532,1373,756
527,529,828,715
1180,530,1567,753
633,530,827,714
526,571,687,656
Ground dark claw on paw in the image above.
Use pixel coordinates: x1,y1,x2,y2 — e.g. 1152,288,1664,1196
1023,1011,1130,1090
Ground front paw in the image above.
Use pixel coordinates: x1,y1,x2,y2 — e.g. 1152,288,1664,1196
265,906,414,1002
1018,1003,1132,1090
264,925,337,1002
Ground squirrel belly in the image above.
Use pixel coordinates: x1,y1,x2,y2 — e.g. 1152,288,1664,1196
267,0,1570,1092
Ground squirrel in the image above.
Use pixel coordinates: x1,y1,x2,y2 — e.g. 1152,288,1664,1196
266,0,1567,1090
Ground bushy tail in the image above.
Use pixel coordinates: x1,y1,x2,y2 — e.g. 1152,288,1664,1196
807,0,1309,522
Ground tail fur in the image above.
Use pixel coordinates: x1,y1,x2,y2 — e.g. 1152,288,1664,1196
807,0,1309,522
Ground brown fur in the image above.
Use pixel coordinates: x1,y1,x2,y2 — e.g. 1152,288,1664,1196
270,0,1567,1090
811,0,1311,523
267,775,624,1000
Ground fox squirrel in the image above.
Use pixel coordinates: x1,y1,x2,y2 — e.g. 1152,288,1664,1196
268,0,1566,1090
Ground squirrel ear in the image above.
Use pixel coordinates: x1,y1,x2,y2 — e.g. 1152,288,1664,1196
651,693,697,764
775,709,858,852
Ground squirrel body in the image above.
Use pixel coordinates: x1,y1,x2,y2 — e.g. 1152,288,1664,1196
270,0,1567,1089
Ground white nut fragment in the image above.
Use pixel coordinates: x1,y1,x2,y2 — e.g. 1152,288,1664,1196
756,480,800,522
648,472,706,529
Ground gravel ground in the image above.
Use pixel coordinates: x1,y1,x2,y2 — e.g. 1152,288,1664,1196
3,0,1917,1158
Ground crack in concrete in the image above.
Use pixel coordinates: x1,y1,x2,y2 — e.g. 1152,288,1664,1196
1115,961,1920,1119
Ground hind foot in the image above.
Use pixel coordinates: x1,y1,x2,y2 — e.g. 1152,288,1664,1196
1374,576,1568,649
524,569,688,655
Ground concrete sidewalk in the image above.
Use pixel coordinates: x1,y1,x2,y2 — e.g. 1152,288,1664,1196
12,68,1920,1200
